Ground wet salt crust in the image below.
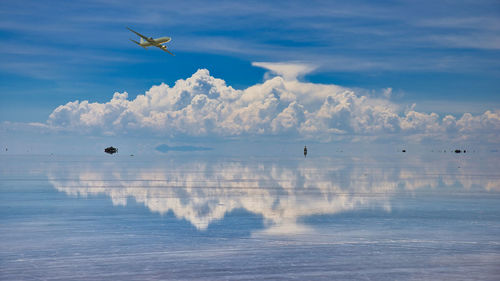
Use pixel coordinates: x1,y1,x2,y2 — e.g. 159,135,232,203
1,153,499,280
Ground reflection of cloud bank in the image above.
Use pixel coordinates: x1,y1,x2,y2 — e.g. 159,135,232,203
46,63,500,142
48,156,500,233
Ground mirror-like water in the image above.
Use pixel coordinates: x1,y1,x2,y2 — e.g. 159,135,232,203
1,153,499,280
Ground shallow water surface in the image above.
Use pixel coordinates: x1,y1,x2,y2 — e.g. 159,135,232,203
1,153,499,280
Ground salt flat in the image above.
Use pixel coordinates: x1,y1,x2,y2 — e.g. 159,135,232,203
1,152,499,280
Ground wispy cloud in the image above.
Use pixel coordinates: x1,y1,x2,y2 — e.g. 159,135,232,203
2,0,499,79
252,62,317,81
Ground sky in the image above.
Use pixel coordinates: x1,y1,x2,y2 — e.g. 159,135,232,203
1,0,500,152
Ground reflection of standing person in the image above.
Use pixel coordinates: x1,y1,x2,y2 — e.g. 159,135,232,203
304,145,307,157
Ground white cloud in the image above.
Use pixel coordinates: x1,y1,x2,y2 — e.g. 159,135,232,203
46,64,500,143
252,62,317,81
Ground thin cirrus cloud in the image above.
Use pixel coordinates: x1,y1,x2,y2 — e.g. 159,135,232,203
46,62,500,143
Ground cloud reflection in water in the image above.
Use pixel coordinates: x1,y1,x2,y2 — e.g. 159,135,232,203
47,155,500,234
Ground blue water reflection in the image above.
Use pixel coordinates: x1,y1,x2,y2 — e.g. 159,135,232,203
46,154,500,234
1,153,499,280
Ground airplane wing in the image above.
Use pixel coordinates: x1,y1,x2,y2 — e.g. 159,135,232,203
127,27,154,43
160,46,175,56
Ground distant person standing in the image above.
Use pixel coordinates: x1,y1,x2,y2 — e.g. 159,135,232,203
304,145,307,157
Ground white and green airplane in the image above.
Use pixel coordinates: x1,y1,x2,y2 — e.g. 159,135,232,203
127,27,174,56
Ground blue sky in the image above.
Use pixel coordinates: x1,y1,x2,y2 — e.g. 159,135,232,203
1,0,499,151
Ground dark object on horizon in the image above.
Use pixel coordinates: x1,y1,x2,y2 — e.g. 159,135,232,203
155,144,212,153
464,150,466,153
304,145,307,157
402,149,406,153
104,146,118,154
454,149,461,153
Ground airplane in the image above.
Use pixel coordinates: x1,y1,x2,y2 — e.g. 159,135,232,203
127,27,174,56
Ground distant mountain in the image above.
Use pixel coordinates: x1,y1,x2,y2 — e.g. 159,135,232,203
155,144,212,153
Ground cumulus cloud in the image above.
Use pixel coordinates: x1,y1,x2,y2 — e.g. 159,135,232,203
46,63,500,143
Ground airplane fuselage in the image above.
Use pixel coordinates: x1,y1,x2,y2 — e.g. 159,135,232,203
139,36,171,47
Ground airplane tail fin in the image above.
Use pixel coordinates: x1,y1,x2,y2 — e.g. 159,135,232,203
130,39,146,49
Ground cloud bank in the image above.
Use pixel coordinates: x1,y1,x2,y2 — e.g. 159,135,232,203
47,63,500,142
